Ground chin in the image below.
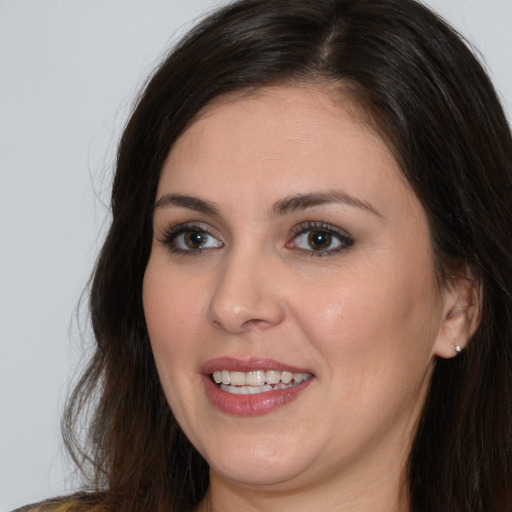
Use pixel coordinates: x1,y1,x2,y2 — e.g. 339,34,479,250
212,459,306,488
201,434,318,488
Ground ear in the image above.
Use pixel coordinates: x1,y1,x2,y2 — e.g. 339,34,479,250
433,268,482,359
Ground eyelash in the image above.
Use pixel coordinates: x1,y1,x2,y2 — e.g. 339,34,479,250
158,223,223,255
158,221,354,257
288,221,354,257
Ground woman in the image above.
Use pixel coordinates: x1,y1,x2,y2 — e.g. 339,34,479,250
16,0,512,510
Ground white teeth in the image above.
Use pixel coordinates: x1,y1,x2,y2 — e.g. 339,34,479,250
221,370,231,385
230,371,245,386
281,371,293,384
265,370,280,384
211,369,312,391
221,384,273,394
246,370,265,386
294,373,307,384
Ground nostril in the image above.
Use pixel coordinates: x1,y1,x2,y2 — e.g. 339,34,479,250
241,318,274,331
210,317,268,332
211,319,223,330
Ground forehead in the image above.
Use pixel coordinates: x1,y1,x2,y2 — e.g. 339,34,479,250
159,85,416,219
166,86,386,174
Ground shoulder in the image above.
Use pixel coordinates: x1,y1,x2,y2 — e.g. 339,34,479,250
11,494,103,512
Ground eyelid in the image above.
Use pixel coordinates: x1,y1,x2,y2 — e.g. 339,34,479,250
288,221,354,256
158,222,223,254
156,219,353,257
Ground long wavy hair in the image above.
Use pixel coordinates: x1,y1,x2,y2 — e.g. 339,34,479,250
61,0,512,510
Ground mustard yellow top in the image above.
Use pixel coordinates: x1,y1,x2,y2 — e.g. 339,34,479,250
12,496,102,512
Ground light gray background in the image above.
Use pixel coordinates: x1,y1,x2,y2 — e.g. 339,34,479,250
1,1,511,510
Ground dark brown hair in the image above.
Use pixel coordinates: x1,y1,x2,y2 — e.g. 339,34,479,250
63,0,512,510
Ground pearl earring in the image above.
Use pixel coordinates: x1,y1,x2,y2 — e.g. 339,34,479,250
453,340,462,354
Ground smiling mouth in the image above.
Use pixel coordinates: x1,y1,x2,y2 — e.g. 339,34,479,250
211,370,313,395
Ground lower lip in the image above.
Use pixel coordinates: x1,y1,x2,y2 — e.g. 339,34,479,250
202,375,313,416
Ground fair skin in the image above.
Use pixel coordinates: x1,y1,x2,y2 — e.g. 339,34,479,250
143,85,476,512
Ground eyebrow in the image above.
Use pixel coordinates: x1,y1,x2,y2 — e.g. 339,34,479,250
154,193,221,216
271,191,382,218
153,190,381,218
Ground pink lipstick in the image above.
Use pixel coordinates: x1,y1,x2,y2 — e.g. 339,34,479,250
201,357,314,416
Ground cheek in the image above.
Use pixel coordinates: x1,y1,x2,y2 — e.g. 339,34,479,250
142,261,207,433
293,260,440,382
143,260,203,376
309,276,438,427
143,254,207,334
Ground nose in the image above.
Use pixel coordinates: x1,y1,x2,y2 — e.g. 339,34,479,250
207,248,285,334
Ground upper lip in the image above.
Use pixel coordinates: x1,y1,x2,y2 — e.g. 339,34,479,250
201,357,313,375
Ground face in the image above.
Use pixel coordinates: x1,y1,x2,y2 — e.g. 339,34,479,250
143,86,451,494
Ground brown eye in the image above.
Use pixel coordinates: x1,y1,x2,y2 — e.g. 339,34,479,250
185,230,208,249
289,223,353,256
162,224,224,253
308,231,332,250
